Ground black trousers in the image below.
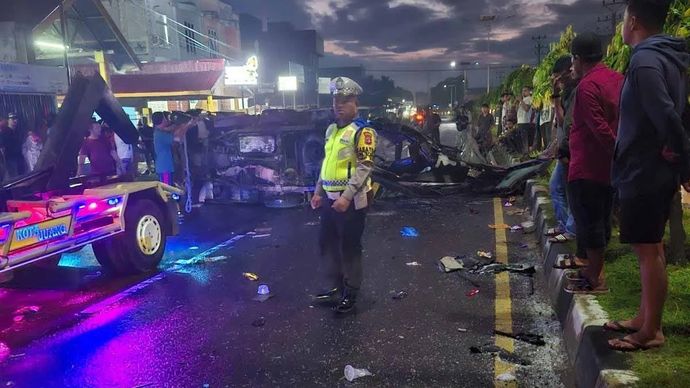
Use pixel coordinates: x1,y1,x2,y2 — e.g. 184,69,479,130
319,198,367,295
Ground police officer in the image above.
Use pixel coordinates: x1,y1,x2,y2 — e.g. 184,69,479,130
311,77,376,314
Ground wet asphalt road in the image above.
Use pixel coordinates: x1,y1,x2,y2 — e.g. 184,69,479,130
0,196,573,386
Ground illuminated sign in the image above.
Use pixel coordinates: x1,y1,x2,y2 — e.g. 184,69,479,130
278,76,298,92
318,77,331,95
225,56,259,86
10,216,71,251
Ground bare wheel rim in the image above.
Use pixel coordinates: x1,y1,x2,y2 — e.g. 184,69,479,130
136,215,162,255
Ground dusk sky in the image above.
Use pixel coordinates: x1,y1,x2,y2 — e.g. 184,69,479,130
228,0,616,93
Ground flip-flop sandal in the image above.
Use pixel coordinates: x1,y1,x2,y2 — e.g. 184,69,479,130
544,227,561,237
603,321,638,334
565,269,588,282
608,336,664,352
553,254,589,269
548,234,571,243
564,278,609,294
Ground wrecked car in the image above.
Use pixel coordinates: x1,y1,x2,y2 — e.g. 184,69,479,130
209,109,326,208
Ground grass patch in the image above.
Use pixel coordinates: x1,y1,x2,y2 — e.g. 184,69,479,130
596,221,690,387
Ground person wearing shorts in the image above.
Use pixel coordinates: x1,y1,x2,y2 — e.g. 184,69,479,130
608,0,690,352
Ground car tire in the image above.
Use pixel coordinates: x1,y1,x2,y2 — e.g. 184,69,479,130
93,199,167,275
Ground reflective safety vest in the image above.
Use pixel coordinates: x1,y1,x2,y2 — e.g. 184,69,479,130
320,122,370,192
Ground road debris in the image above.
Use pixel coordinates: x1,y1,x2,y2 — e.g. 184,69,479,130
494,330,546,346
189,246,200,250
254,284,274,302
438,256,464,273
477,251,493,259
521,221,536,234
392,290,408,300
510,225,523,232
344,365,373,382
252,317,266,327
400,227,419,237
306,221,320,226
504,201,513,207
497,372,516,382
255,227,272,233
405,261,422,267
175,255,227,266
252,234,271,239
466,288,480,297
457,328,468,333
470,344,531,366
243,272,259,281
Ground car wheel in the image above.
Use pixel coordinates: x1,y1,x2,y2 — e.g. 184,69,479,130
94,199,167,275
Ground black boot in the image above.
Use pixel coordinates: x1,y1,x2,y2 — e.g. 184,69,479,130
334,291,357,314
314,288,340,305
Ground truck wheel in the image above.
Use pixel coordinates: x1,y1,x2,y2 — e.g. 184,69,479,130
94,199,167,274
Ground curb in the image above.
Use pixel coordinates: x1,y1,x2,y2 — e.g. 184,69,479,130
523,179,637,388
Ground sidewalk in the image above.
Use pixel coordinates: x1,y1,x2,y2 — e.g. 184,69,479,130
525,177,690,387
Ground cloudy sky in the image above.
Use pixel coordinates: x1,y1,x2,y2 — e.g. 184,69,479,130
228,0,617,93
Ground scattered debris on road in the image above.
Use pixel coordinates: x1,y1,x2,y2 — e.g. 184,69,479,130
400,226,419,237
255,227,272,234
504,201,513,207
497,372,517,382
174,255,228,266
392,290,408,300
405,261,422,267
494,330,546,346
470,344,531,366
252,234,271,239
189,246,200,250
466,288,480,297
254,285,274,302
477,251,493,259
438,256,464,273
457,328,468,333
243,272,259,281
306,221,319,226
344,365,373,382
510,225,523,232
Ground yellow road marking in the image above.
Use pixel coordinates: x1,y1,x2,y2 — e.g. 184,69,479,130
493,197,516,387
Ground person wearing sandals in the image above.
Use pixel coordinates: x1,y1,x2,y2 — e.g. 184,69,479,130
607,0,690,352
545,56,588,268
565,32,624,295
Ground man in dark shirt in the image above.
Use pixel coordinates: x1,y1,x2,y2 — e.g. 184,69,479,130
1,113,26,178
608,0,690,352
565,32,624,295
138,119,155,173
475,103,494,155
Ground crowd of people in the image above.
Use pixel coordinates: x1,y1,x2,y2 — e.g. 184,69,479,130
538,0,685,352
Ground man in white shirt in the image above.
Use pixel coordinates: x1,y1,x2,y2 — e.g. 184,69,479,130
114,133,133,175
516,86,533,154
536,102,554,151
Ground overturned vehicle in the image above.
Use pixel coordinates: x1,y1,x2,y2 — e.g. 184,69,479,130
208,113,548,207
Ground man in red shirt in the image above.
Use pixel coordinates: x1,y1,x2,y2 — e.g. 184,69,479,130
565,32,624,294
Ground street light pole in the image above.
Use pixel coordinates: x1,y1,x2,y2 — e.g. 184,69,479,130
480,15,496,94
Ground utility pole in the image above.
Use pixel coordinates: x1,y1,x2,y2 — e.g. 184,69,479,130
532,35,547,65
598,0,626,35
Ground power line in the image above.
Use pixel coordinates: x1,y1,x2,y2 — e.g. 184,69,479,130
532,35,547,65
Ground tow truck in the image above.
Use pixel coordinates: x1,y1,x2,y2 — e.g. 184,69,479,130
0,73,182,277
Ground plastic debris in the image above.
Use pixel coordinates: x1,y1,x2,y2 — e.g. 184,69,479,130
405,261,422,267
252,317,266,327
477,251,493,259
344,365,373,382
392,290,408,300
438,256,464,273
255,227,272,233
466,288,480,297
520,243,530,249
400,227,419,237
252,234,271,239
494,330,545,346
510,225,523,232
457,328,468,333
503,201,513,207
189,246,199,250
254,285,274,302
306,221,320,226
489,224,510,230
497,372,516,382
243,272,259,281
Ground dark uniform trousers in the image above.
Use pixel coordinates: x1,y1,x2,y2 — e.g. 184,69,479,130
319,197,367,296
